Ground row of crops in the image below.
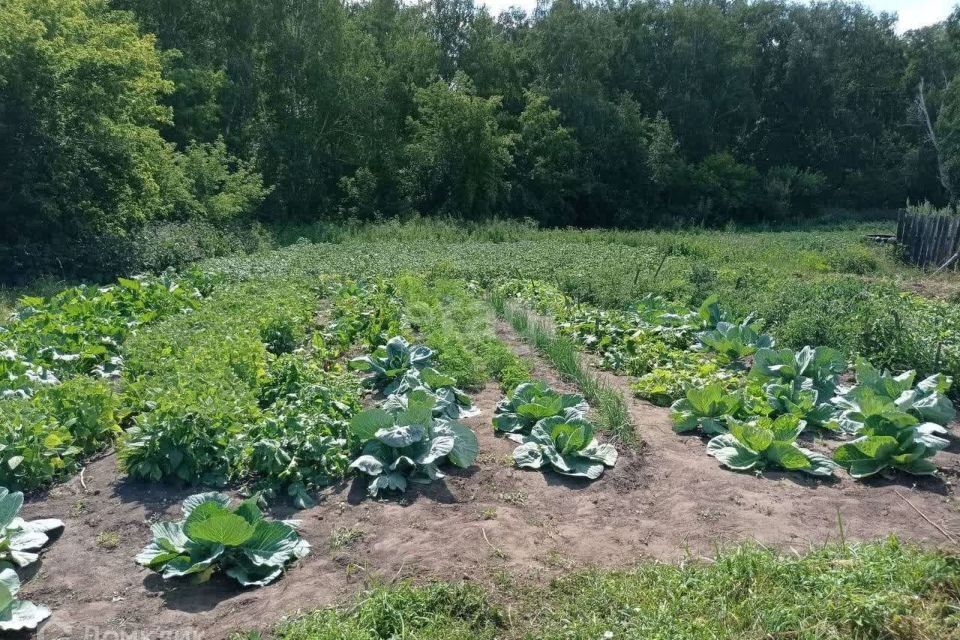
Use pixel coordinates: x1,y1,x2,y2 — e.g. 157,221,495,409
496,280,956,479
0,269,631,629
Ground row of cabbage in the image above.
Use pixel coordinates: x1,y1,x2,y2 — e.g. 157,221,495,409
348,337,620,495
495,280,956,479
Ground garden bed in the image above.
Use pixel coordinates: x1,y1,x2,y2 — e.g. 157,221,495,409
18,321,959,639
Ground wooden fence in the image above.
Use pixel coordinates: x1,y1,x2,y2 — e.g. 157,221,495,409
896,211,960,270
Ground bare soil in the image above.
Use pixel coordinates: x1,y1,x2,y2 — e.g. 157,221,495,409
19,320,960,639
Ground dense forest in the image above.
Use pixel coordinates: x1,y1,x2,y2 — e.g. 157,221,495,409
2,0,960,276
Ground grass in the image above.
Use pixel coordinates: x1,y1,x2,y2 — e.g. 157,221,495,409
269,539,960,640
394,274,531,391
329,526,366,551
95,531,120,550
491,292,634,444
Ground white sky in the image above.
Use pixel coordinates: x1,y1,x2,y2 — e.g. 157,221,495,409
477,0,956,33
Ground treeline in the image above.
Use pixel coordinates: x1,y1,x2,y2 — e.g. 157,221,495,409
2,0,960,276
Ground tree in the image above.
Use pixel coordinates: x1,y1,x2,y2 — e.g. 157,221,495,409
0,0,177,241
403,73,514,217
509,91,579,225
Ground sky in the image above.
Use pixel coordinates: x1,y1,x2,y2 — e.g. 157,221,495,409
476,0,957,33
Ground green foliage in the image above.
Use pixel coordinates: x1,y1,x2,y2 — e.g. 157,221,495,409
120,383,257,486
402,73,514,218
0,272,200,390
136,492,309,587
174,139,271,224
697,321,774,363
512,414,618,480
0,272,199,490
350,336,434,393
493,382,587,435
250,355,360,506
348,391,479,497
0,0,266,265
706,415,837,476
0,487,62,630
39,378,121,455
381,368,475,421
670,384,741,435
831,359,957,433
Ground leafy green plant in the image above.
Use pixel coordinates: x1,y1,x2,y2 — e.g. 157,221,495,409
136,492,309,587
697,322,773,362
696,295,747,330
120,385,256,486
0,399,81,490
762,382,835,429
348,392,478,497
248,413,350,509
259,313,306,355
0,568,51,631
832,414,950,478
381,367,476,420
40,377,120,455
831,361,957,434
670,383,741,435
511,415,618,480
492,381,588,434
349,336,432,393
0,487,63,568
706,415,837,476
749,346,847,397
0,487,62,631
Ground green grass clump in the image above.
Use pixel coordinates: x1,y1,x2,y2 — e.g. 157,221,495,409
267,540,960,640
273,582,502,640
529,539,960,640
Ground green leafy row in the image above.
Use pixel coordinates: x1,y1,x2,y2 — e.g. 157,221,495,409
0,272,205,490
497,279,956,480
118,279,402,506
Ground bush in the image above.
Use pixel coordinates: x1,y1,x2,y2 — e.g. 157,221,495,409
40,378,120,456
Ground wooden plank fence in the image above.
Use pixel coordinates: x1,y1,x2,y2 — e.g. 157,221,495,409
896,211,960,270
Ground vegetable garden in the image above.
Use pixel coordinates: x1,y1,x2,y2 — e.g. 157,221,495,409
2,223,959,638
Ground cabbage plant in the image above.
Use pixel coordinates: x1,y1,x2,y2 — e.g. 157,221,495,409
750,346,847,397
0,568,50,631
0,487,63,630
831,360,956,433
349,336,433,393
697,322,774,362
763,382,835,429
833,414,950,478
136,492,309,587
0,487,63,568
382,367,476,419
706,415,837,476
512,415,617,479
493,382,588,434
670,383,741,435
349,393,479,497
